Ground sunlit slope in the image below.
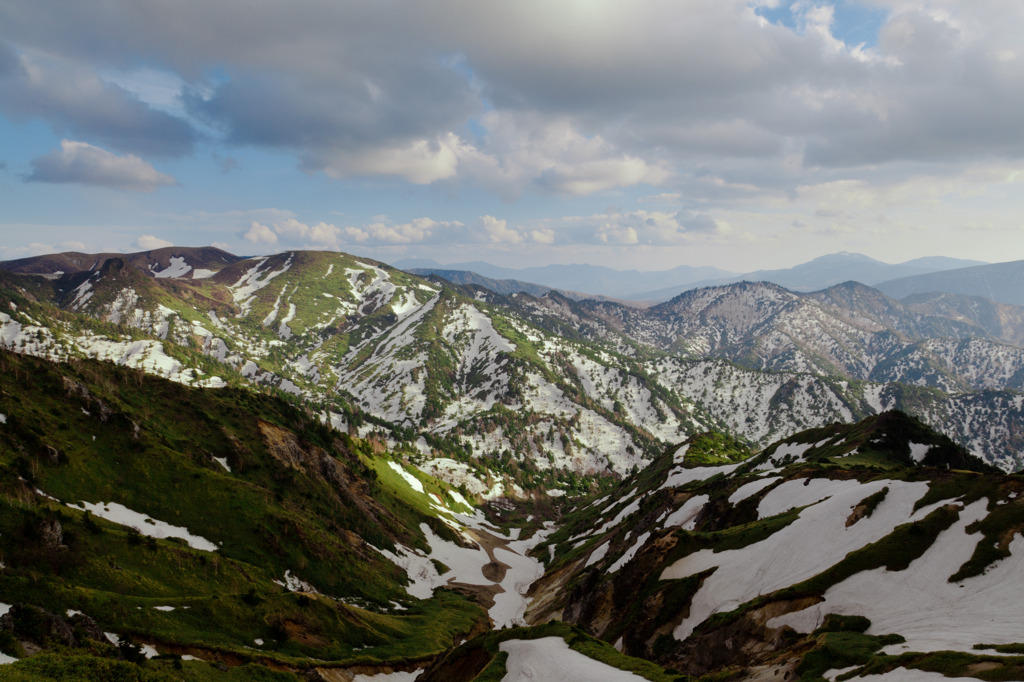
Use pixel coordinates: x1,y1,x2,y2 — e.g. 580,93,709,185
528,412,1024,680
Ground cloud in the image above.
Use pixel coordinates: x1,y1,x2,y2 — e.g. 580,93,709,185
530,228,555,244
135,235,173,250
478,215,522,243
3,0,1024,204
312,135,464,184
243,222,279,245
242,216,465,248
27,140,178,192
0,45,196,157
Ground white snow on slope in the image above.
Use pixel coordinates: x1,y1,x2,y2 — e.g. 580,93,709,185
491,544,546,628
909,442,932,463
853,671,978,682
388,461,425,493
192,268,216,279
585,541,610,568
596,497,642,535
664,495,709,529
352,673,420,682
374,543,442,599
416,458,488,496
275,570,321,594
499,637,645,682
230,254,293,316
67,500,218,551
662,462,744,490
661,479,936,641
153,256,191,279
729,477,781,504
608,531,651,573
377,521,494,600
757,477,864,519
770,498,1024,654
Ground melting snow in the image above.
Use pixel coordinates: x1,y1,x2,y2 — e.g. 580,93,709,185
153,256,192,279
852,671,978,682
352,673,420,682
729,477,782,504
664,495,709,529
908,442,932,463
388,461,425,493
757,477,862,520
500,637,645,681
661,479,936,641
192,268,216,279
67,500,218,551
490,523,555,628
213,457,231,472
585,542,610,568
662,462,744,490
770,498,1024,655
275,570,321,594
608,531,651,573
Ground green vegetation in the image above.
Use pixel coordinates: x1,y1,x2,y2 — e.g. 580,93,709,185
0,351,486,672
680,432,753,468
421,621,684,682
796,630,904,681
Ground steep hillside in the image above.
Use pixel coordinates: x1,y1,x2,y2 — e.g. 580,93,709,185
525,413,1024,680
529,281,1024,393
2,247,1024,474
0,251,709,485
0,350,564,678
877,259,1024,306
0,246,243,281
902,291,1024,346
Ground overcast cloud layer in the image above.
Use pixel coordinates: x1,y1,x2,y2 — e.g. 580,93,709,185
0,0,1022,269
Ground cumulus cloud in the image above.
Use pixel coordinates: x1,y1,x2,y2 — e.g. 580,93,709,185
242,216,466,249
478,215,522,243
135,235,173,250
312,135,464,184
27,140,178,192
243,222,279,245
3,0,1024,205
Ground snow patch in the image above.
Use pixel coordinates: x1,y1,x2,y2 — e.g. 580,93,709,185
909,442,932,463
664,495,709,530
729,476,782,505
770,498,1024,655
67,500,218,551
153,256,192,279
608,531,651,573
585,542,610,568
388,461,425,493
661,479,935,641
500,637,645,681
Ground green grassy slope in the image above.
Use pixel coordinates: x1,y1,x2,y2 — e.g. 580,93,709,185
0,350,486,677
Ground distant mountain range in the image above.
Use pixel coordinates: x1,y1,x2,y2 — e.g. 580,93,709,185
395,252,988,302
394,258,736,300
876,259,1024,306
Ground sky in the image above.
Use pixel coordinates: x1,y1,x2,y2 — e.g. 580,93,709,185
1,0,1023,273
